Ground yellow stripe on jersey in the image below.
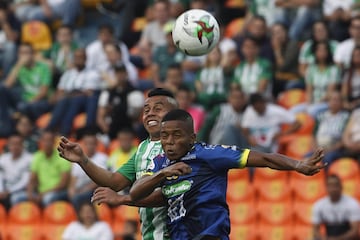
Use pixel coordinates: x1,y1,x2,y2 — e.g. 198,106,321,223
239,149,250,168
144,172,154,176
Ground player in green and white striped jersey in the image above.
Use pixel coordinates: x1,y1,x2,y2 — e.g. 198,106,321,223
58,88,178,240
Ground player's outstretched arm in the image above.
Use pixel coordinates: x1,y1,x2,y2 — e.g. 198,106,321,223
130,162,192,202
58,137,131,191
246,148,326,176
91,187,166,208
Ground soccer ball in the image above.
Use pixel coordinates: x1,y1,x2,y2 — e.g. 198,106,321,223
172,9,220,56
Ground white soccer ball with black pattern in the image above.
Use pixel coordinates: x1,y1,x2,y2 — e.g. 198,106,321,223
172,9,220,56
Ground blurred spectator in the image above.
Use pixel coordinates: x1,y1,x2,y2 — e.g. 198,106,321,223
27,130,71,207
275,0,321,41
232,36,272,98
68,131,107,211
312,174,360,240
0,2,20,80
62,202,113,240
311,91,349,166
234,15,274,63
0,42,52,121
176,85,205,134
14,114,39,153
342,108,360,160
245,0,281,26
322,0,353,41
242,93,300,153
107,128,137,172
198,87,246,146
102,42,138,88
138,0,171,66
46,49,102,136
195,47,227,110
298,20,338,77
151,20,185,87
41,25,79,87
86,24,130,74
293,41,341,117
270,22,300,96
334,16,360,69
0,133,32,210
120,219,139,240
341,46,360,111
162,63,185,94
97,64,143,140
12,0,81,27
218,25,239,78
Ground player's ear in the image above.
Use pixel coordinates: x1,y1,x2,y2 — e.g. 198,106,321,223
190,133,196,145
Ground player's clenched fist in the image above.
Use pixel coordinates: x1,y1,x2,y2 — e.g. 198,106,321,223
159,162,192,178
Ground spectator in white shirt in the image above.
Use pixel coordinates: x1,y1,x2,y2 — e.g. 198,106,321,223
86,24,130,74
0,133,32,209
334,16,360,69
312,174,360,239
323,0,354,41
62,202,114,240
68,130,107,211
242,93,300,153
46,49,102,136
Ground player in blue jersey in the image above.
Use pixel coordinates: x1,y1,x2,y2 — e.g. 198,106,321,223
130,109,326,240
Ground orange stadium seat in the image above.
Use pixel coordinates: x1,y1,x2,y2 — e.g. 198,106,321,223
36,113,51,129
42,224,68,240
277,89,306,110
95,203,113,224
4,224,43,240
328,158,360,180
228,168,250,181
113,205,140,223
257,224,293,240
82,0,112,8
225,0,246,8
293,202,314,226
291,178,326,203
292,224,314,240
43,201,77,224
225,18,245,38
285,135,314,160
253,167,289,181
230,223,257,240
257,201,293,226
8,202,41,224
0,138,7,154
131,17,147,32
342,176,360,199
294,112,315,135
5,202,42,240
73,113,87,130
290,170,325,182
227,178,255,202
228,200,256,225
21,21,52,51
255,179,292,202
0,204,6,234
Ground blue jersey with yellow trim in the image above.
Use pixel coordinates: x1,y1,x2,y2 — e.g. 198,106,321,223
147,142,250,240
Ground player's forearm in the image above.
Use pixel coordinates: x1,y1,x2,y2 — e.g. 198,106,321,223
130,174,165,202
247,151,300,171
123,190,166,208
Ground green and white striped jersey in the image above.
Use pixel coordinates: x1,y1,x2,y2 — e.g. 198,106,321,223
118,139,169,240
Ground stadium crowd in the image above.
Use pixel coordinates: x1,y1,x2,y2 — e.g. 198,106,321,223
1,0,360,239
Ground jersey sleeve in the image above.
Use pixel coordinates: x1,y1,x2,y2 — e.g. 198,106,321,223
117,152,136,183
144,155,163,176
201,145,250,171
311,200,322,225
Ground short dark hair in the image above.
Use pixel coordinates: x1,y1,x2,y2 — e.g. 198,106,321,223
114,63,127,72
162,109,193,127
8,132,23,140
148,88,175,99
327,174,342,184
57,24,73,33
98,24,114,34
249,93,266,105
178,84,191,93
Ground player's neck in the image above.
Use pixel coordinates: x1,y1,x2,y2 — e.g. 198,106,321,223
149,133,160,141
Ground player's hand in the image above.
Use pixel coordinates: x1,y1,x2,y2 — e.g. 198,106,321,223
160,162,192,178
296,148,326,176
57,136,86,163
91,187,128,206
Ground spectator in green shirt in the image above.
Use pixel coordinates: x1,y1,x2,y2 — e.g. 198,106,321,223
0,43,52,120
27,130,71,207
